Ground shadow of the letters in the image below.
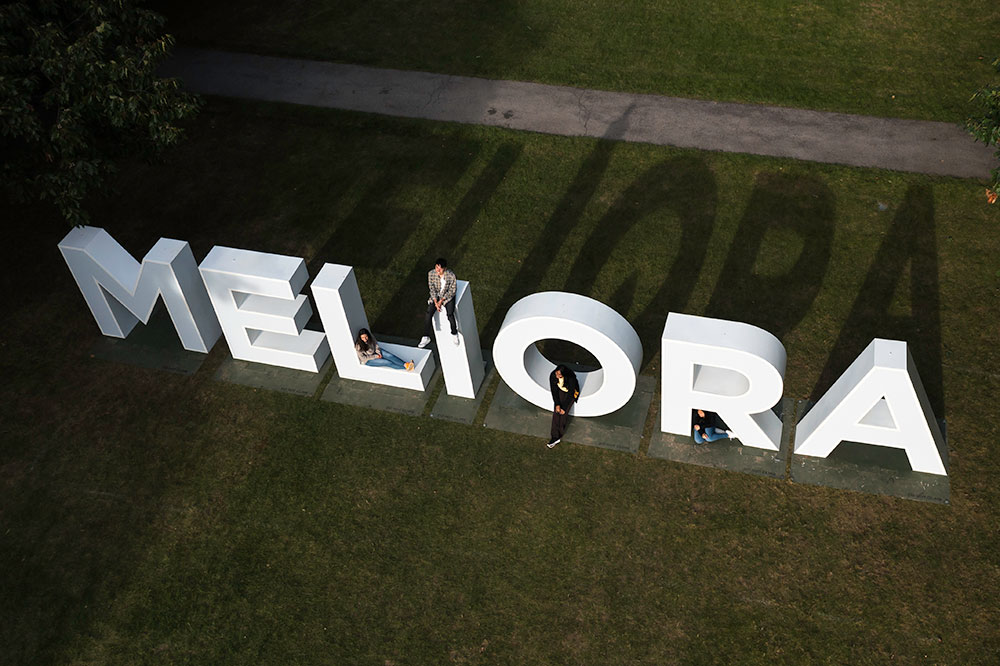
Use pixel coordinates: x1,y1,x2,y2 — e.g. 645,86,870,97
372,142,525,334
310,135,480,271
563,156,718,366
706,172,835,342
812,184,943,414
479,112,635,342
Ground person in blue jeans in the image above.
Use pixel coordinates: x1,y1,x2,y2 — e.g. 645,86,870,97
355,328,414,371
692,409,735,444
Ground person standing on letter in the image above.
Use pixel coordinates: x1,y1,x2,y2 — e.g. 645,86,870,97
547,365,579,448
418,257,459,348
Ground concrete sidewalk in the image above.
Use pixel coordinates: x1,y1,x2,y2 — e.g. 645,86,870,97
162,48,996,179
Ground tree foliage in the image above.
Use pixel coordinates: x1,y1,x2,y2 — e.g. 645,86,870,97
967,56,1000,203
0,0,200,225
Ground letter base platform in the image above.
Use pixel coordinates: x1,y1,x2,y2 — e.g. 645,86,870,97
647,398,793,479
483,369,654,453
789,401,950,504
429,350,495,425
215,355,333,397
90,303,208,376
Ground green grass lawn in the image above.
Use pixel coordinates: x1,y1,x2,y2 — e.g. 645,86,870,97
151,0,1000,123
2,99,1000,664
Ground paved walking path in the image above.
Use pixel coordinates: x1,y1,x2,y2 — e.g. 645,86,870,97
163,48,996,179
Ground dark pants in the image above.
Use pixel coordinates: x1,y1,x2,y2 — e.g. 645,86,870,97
424,300,457,337
551,404,571,440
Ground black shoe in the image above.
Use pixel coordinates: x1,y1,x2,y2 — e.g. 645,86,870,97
547,438,560,448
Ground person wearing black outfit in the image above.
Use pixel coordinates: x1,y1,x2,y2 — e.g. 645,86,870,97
547,365,579,448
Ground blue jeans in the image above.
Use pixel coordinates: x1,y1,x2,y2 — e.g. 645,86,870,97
365,350,407,370
693,426,729,444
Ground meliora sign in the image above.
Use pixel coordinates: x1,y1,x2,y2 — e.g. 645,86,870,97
59,227,948,476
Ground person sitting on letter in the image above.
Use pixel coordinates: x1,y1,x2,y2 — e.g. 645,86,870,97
418,257,459,348
547,365,580,448
355,328,414,371
692,409,734,444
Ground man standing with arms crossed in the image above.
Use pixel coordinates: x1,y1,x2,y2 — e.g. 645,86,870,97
418,257,460,348
547,365,579,448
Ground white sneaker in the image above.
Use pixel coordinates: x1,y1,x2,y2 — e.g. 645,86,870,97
726,430,735,438
452,333,461,346
547,438,560,448
418,336,431,348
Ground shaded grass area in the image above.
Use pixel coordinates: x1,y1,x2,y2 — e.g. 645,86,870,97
2,99,1000,664
150,0,1000,123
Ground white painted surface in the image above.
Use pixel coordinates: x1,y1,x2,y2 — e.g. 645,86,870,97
311,263,434,390
58,226,221,353
793,339,947,475
492,292,642,417
199,246,329,372
660,313,786,451
432,281,485,398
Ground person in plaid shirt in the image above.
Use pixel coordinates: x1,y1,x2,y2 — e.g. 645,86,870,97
418,257,460,348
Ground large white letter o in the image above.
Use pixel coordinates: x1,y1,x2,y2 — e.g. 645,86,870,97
493,292,642,417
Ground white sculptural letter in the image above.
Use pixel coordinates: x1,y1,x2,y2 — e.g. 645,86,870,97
492,292,642,417
58,226,221,353
793,338,947,475
431,280,486,398
199,246,329,372
661,313,786,451
311,264,435,390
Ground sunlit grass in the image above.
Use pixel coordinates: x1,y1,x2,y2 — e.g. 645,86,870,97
152,0,1000,122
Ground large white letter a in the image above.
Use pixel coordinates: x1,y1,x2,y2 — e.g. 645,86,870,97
793,339,947,475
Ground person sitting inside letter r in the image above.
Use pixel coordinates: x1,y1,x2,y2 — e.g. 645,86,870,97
692,409,735,445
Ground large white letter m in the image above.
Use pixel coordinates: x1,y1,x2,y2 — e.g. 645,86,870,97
58,226,221,353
